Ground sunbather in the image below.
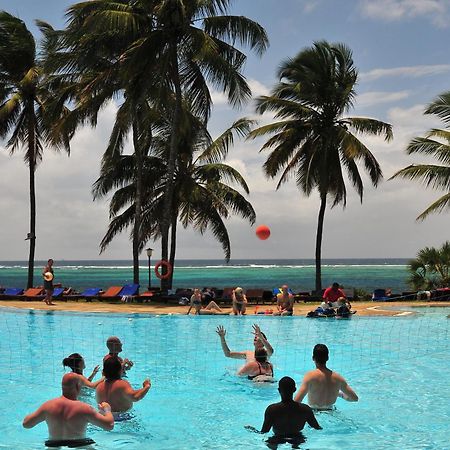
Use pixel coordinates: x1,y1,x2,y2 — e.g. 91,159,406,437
187,289,229,315
232,287,248,315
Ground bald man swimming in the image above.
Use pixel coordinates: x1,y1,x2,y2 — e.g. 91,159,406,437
23,372,114,447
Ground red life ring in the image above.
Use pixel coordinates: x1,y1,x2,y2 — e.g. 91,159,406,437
154,260,172,280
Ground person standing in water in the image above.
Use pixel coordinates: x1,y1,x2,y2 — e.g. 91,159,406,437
42,258,55,305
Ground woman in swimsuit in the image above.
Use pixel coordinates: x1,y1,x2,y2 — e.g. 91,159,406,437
187,289,229,315
232,287,247,315
42,258,55,305
237,348,274,382
62,353,102,389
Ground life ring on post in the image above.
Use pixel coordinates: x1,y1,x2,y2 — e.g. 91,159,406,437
154,260,172,280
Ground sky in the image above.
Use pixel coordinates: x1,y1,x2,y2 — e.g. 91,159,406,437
0,0,449,261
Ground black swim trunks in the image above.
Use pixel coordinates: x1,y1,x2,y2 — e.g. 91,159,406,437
45,438,95,448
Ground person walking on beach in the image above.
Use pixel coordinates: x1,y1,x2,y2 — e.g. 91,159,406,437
23,373,114,448
96,357,151,414
246,376,321,448
216,324,273,361
294,344,358,410
273,285,294,316
104,336,133,372
42,258,55,305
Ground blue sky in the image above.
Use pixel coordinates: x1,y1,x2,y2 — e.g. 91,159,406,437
1,0,449,261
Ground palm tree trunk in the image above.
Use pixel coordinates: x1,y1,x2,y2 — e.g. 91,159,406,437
168,215,177,290
27,121,37,289
315,194,327,294
160,40,182,290
132,120,143,287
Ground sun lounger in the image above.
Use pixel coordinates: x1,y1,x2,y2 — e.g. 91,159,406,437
217,287,234,305
22,288,44,299
79,287,103,301
97,286,123,302
118,284,140,302
0,287,25,299
245,289,265,304
372,289,392,301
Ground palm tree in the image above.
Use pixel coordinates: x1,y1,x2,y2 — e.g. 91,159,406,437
61,0,268,287
94,117,256,288
0,12,70,288
391,91,450,220
408,242,450,290
249,41,393,292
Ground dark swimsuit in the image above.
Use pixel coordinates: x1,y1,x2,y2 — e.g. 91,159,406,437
43,268,54,290
248,361,274,381
45,438,95,448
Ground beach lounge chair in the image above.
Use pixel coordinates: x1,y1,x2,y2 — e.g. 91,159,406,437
80,287,103,301
52,287,65,299
245,289,265,304
217,287,234,305
21,288,44,300
98,286,123,302
372,289,391,301
0,287,25,299
118,284,140,302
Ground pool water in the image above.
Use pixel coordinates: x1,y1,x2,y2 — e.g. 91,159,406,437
0,307,449,449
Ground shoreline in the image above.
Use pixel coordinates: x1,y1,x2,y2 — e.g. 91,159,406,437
1,300,449,316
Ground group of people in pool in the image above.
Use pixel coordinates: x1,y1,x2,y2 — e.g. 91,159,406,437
186,284,295,316
22,336,150,448
22,326,358,448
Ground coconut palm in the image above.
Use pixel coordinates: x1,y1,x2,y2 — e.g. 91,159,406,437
391,91,450,220
94,117,256,287
0,12,70,288
249,41,393,292
61,0,268,286
408,242,450,290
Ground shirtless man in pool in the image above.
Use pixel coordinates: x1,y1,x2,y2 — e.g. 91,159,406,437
294,344,358,410
216,324,273,361
23,373,113,447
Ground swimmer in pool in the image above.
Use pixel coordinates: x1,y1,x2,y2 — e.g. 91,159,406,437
23,373,113,447
216,324,274,361
96,357,151,413
237,348,274,382
62,353,102,389
294,344,358,410
103,336,133,373
246,376,321,448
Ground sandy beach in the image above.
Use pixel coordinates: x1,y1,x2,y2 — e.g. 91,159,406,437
1,299,449,316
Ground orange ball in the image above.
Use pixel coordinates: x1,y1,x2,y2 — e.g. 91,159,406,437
255,224,271,240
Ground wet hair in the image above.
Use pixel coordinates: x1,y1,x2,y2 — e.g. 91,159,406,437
255,348,268,363
63,353,83,373
278,376,296,394
332,282,340,288
103,356,122,380
313,344,329,365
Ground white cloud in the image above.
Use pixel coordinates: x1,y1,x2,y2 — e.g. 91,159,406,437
360,64,450,81
355,90,410,107
359,0,450,27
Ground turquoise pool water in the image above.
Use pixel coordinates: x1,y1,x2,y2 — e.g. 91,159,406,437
0,307,449,449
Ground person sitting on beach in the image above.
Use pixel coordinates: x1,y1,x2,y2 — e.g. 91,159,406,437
42,258,56,306
96,357,151,414
334,297,353,317
246,376,321,448
323,282,346,305
187,289,229,315
216,324,273,361
63,353,102,389
273,285,294,316
294,344,358,410
103,336,133,372
232,287,248,315
23,373,113,448
237,348,274,382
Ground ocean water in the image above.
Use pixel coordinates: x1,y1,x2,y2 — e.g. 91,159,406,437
1,307,449,449
0,258,412,293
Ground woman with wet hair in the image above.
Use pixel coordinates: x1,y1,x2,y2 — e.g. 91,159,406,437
62,353,102,389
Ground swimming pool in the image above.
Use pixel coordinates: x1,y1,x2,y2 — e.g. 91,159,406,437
0,307,449,449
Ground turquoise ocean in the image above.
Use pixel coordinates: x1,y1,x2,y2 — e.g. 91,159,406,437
0,259,412,293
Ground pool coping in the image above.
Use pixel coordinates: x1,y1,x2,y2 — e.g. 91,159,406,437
1,300,449,316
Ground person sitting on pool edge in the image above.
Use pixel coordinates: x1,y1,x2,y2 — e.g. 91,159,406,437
104,336,133,372
237,348,274,382
231,287,248,315
323,282,346,305
186,288,230,315
216,324,273,361
96,357,151,415
273,285,295,316
62,353,102,389
245,376,321,448
294,344,358,410
23,372,114,448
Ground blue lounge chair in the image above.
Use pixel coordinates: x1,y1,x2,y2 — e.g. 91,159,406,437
52,287,64,298
81,287,102,301
272,287,294,296
4,288,24,296
372,289,391,301
119,284,140,296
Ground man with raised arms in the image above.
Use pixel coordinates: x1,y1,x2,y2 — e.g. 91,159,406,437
23,372,114,447
96,357,151,414
294,344,358,410
216,324,273,361
103,336,134,372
